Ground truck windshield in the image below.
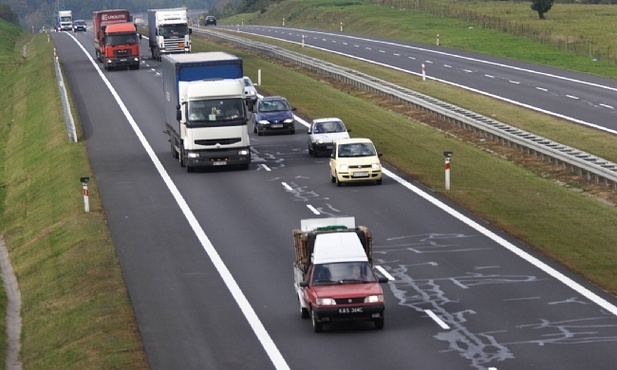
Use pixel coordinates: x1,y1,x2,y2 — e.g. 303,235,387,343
107,34,139,46
159,25,188,37
312,262,375,285
188,99,246,124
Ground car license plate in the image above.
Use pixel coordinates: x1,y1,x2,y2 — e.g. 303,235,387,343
352,171,369,178
339,307,363,314
271,124,283,128
119,58,127,62
212,161,227,166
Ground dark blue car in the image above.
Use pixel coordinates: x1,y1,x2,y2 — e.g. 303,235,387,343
252,96,296,135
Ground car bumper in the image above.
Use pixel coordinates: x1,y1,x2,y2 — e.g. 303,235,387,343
312,304,385,323
336,169,382,182
312,142,335,155
256,122,295,133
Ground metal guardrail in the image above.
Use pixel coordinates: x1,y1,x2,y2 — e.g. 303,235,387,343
53,45,78,143
197,28,617,189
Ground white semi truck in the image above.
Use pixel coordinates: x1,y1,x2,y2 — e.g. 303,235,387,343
147,8,191,61
162,52,251,172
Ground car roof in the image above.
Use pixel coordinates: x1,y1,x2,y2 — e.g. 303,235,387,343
312,232,369,264
336,138,374,145
312,117,343,124
260,95,286,101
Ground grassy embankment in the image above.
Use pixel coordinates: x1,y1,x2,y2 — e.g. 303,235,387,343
205,1,617,294
0,23,147,369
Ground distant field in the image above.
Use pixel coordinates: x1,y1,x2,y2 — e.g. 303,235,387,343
229,0,617,78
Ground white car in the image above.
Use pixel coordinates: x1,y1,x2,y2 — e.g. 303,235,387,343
243,76,258,109
329,138,383,186
307,118,350,157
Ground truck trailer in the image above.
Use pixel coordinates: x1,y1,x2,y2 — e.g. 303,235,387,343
293,217,387,332
147,8,192,61
58,10,72,31
162,52,251,172
93,9,140,71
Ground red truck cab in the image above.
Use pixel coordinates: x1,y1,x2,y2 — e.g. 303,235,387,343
93,9,141,71
293,218,387,333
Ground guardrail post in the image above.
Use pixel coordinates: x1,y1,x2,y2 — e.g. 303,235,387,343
444,152,453,191
80,177,90,213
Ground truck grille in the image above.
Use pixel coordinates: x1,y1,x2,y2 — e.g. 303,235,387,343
114,48,131,56
164,39,187,53
195,138,241,146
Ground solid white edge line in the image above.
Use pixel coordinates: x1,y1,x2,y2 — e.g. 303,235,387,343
68,34,290,370
382,168,617,317
424,309,450,330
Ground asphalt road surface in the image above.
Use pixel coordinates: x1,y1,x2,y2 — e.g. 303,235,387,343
51,29,617,370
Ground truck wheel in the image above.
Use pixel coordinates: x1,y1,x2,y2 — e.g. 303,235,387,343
170,139,178,159
179,148,186,167
374,316,384,330
311,311,323,333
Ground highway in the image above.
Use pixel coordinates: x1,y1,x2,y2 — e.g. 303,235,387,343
51,29,617,370
222,25,617,135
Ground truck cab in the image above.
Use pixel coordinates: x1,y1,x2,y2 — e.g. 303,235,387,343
293,217,387,332
100,22,140,70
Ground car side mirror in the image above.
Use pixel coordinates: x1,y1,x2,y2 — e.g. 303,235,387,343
347,129,351,133
378,277,389,284
378,153,383,157
189,28,193,34
299,281,309,288
307,130,311,134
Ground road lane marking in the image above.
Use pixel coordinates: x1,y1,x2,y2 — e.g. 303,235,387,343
69,34,291,370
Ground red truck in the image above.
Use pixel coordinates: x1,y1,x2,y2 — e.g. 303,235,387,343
93,9,141,71
293,217,388,333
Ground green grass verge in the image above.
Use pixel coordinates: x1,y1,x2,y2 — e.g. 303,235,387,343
0,27,147,368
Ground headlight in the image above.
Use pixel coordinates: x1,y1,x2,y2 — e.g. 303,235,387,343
316,298,336,306
339,164,349,171
316,139,324,145
364,295,384,303
283,118,294,124
258,119,270,125
371,163,381,170
238,149,249,156
187,152,200,158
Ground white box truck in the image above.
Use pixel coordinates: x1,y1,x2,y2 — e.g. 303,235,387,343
147,8,191,61
58,10,72,31
162,52,251,172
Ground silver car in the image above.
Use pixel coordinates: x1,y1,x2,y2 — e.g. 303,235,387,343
307,118,350,157
243,76,258,110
